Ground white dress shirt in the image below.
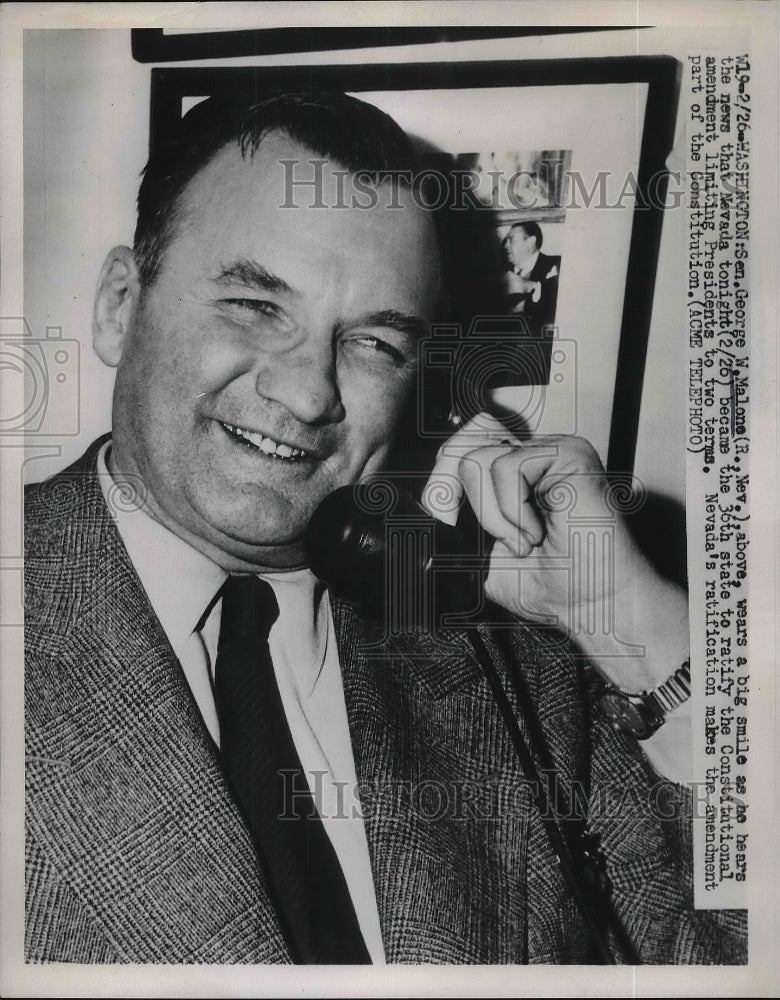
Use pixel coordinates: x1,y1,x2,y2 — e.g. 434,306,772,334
514,248,540,280
508,250,544,303
97,442,385,963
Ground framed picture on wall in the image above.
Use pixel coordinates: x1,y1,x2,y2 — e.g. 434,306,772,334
146,56,680,476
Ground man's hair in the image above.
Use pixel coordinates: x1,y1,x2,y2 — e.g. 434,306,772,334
134,89,419,288
509,220,543,250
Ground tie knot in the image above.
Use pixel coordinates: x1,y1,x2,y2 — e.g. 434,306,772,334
219,575,279,643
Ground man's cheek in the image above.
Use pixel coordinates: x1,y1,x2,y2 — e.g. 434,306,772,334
358,437,395,478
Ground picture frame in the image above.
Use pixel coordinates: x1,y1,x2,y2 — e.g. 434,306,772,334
146,55,680,476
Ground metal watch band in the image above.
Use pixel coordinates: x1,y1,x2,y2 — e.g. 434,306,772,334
599,659,692,740
646,659,691,717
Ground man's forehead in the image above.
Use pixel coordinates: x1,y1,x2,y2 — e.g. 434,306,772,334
180,130,393,209
182,132,437,241
166,130,441,314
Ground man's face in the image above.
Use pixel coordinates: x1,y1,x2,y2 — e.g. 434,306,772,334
503,226,538,269
107,133,441,571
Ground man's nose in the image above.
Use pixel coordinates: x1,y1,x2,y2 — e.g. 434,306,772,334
255,342,345,426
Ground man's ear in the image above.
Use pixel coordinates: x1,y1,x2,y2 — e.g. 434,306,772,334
92,246,142,367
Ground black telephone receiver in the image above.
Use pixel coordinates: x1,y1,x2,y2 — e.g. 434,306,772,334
303,343,507,624
303,482,489,624
302,358,533,625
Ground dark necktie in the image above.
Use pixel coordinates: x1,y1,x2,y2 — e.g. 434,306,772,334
214,574,371,964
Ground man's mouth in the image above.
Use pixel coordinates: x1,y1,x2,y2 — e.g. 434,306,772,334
220,422,309,461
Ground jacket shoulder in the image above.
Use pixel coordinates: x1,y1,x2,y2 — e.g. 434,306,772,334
24,435,114,635
539,251,561,270
25,435,110,530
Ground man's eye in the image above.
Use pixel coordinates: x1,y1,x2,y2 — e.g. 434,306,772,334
222,298,279,317
347,335,406,364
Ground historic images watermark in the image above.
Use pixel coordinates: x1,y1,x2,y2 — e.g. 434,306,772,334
277,160,695,213
276,770,742,825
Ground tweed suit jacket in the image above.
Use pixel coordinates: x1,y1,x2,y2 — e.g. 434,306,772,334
25,438,747,964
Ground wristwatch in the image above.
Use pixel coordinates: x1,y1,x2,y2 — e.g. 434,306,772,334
598,660,691,740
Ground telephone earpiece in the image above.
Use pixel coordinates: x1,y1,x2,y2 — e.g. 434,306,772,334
304,484,488,622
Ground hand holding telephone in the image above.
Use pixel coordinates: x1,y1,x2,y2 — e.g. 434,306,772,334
305,412,643,638
423,415,648,631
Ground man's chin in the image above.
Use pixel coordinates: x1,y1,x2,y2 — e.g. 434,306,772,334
203,528,309,574
170,499,313,573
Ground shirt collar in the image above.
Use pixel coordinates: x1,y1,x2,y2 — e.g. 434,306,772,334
261,569,330,698
97,441,329,696
96,441,227,660
515,249,540,278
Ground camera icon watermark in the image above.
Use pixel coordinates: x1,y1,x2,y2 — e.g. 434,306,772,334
418,317,577,438
0,317,80,435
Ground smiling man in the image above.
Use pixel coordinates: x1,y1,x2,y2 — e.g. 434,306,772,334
24,90,745,965
96,129,438,570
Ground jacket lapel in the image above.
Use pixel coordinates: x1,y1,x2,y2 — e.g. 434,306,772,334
26,443,291,963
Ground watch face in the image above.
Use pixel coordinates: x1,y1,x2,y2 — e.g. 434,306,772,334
600,690,656,739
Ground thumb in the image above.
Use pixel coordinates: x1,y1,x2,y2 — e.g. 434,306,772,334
420,412,519,526
420,447,465,526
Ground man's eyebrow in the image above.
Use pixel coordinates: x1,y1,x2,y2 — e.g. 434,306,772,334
212,258,297,298
352,309,429,341
212,266,427,338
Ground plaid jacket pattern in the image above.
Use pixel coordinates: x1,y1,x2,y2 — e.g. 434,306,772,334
24,438,747,964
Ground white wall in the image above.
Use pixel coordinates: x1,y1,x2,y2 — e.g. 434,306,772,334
23,29,150,484
22,26,689,509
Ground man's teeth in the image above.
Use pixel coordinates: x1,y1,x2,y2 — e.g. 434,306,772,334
222,423,306,459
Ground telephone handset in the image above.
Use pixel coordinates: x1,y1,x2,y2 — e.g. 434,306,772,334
303,364,495,624
303,482,488,624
